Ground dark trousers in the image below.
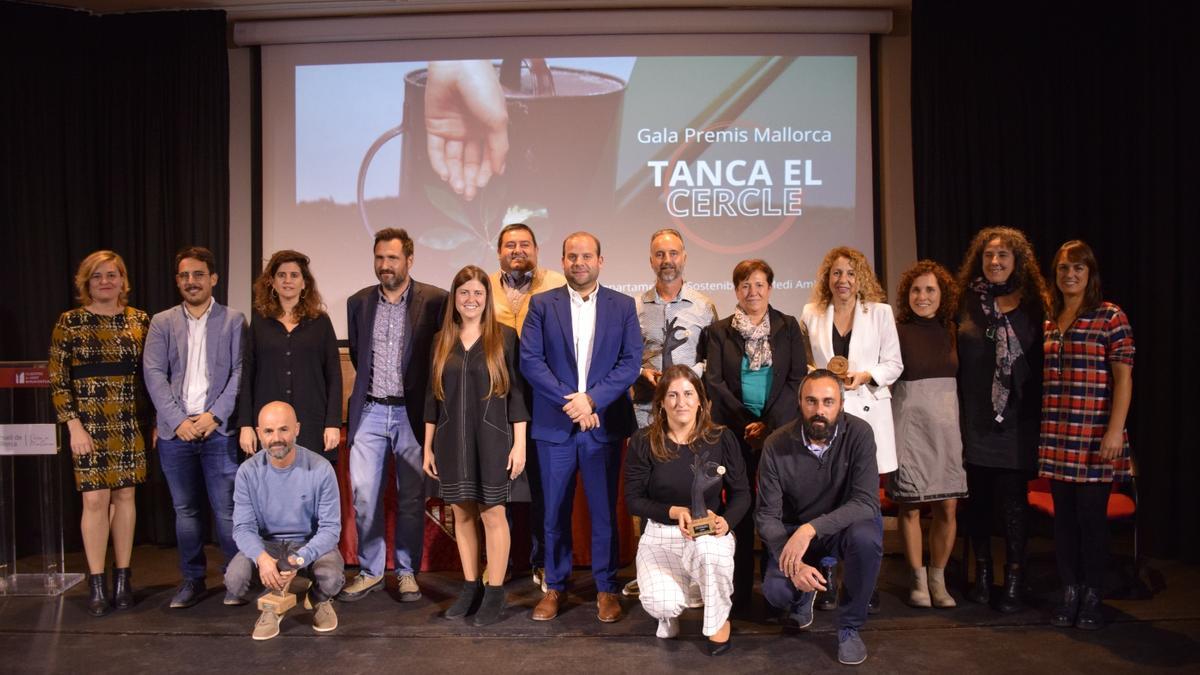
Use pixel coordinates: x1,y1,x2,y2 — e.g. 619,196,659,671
506,434,545,569
732,443,760,600
965,464,1029,566
538,434,622,593
1050,480,1111,588
158,434,239,580
762,516,883,630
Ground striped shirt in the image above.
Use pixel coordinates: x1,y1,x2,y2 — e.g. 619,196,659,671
1038,302,1134,482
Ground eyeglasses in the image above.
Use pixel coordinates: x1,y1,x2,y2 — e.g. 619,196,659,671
177,271,210,281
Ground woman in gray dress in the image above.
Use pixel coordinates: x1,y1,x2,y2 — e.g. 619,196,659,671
423,265,529,626
889,261,967,608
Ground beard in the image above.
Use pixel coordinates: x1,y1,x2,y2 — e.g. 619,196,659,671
377,269,406,291
267,441,293,460
803,413,833,441
657,264,679,283
505,255,532,272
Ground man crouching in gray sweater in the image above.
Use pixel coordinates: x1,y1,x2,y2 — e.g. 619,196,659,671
225,401,344,640
756,370,883,666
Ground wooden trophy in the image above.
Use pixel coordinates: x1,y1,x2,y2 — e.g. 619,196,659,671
827,356,851,385
688,452,727,537
257,552,304,616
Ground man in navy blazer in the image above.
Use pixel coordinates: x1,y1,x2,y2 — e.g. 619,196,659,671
520,231,642,623
143,246,246,609
339,228,448,603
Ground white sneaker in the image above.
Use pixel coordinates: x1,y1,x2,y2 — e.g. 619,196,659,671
656,617,680,639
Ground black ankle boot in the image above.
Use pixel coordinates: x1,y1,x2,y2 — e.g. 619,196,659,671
1050,585,1079,627
996,563,1024,613
967,559,992,605
112,567,133,610
472,584,507,626
88,573,112,617
1075,586,1104,630
444,579,484,619
815,557,838,611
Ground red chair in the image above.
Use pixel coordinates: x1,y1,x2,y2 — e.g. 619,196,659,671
1026,475,1139,571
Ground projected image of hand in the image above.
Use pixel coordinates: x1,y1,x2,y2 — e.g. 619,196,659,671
425,60,509,201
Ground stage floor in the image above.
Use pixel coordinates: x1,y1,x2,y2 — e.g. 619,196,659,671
2,532,1197,674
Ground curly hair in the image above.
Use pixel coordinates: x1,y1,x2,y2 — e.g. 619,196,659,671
955,226,1050,318
252,250,326,321
810,246,886,311
74,250,130,307
894,260,958,326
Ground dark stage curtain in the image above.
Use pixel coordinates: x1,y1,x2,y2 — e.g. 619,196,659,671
1,4,230,553
912,1,1200,560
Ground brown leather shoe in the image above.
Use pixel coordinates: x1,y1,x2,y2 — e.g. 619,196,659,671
532,589,564,621
597,591,623,623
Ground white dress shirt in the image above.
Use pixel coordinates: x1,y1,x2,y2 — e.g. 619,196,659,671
181,299,213,416
568,284,598,393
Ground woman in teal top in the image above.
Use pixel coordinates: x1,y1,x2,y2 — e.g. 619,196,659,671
703,258,811,606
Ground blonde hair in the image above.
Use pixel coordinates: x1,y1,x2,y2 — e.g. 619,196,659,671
431,266,510,400
810,246,886,311
74,250,130,306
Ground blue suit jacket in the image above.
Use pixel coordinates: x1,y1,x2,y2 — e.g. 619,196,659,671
143,302,246,438
519,285,642,444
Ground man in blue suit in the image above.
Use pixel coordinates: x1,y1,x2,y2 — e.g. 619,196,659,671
520,231,642,623
143,246,246,609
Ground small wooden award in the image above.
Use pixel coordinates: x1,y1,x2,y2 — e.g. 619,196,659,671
688,456,727,537
257,556,304,615
827,356,851,384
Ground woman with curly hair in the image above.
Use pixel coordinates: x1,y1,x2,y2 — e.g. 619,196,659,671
1041,241,1133,630
889,260,966,608
238,250,343,463
802,247,903,473
49,250,151,616
955,227,1049,613
801,246,901,613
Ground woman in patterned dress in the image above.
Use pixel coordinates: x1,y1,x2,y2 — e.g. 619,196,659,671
1040,240,1134,631
49,250,151,617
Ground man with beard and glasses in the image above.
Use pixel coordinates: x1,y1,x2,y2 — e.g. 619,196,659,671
756,370,883,666
144,246,245,609
341,228,448,603
623,228,717,600
225,402,343,640
489,223,565,591
520,231,642,623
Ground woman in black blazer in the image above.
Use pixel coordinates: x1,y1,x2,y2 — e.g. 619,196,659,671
703,259,810,605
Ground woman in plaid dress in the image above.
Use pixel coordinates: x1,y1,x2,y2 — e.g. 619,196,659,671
1040,240,1133,631
49,250,151,617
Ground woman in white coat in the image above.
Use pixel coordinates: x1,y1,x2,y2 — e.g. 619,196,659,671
801,246,903,612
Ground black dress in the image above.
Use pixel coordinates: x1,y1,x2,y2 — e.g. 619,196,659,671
957,300,1043,472
424,325,530,505
239,311,343,462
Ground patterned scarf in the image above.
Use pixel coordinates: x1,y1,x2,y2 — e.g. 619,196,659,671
732,306,772,370
969,276,1023,423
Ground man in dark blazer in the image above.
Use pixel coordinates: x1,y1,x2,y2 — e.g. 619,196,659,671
338,228,447,603
143,246,245,609
520,231,642,623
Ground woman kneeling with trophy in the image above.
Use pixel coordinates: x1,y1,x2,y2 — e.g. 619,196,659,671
624,365,751,655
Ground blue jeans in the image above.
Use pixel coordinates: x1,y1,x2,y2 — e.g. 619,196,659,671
762,516,883,630
539,434,622,593
350,401,424,577
158,433,239,580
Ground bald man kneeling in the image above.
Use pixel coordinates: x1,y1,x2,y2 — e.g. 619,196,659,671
224,401,345,640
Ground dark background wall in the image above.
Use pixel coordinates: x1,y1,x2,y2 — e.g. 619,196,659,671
912,0,1200,559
